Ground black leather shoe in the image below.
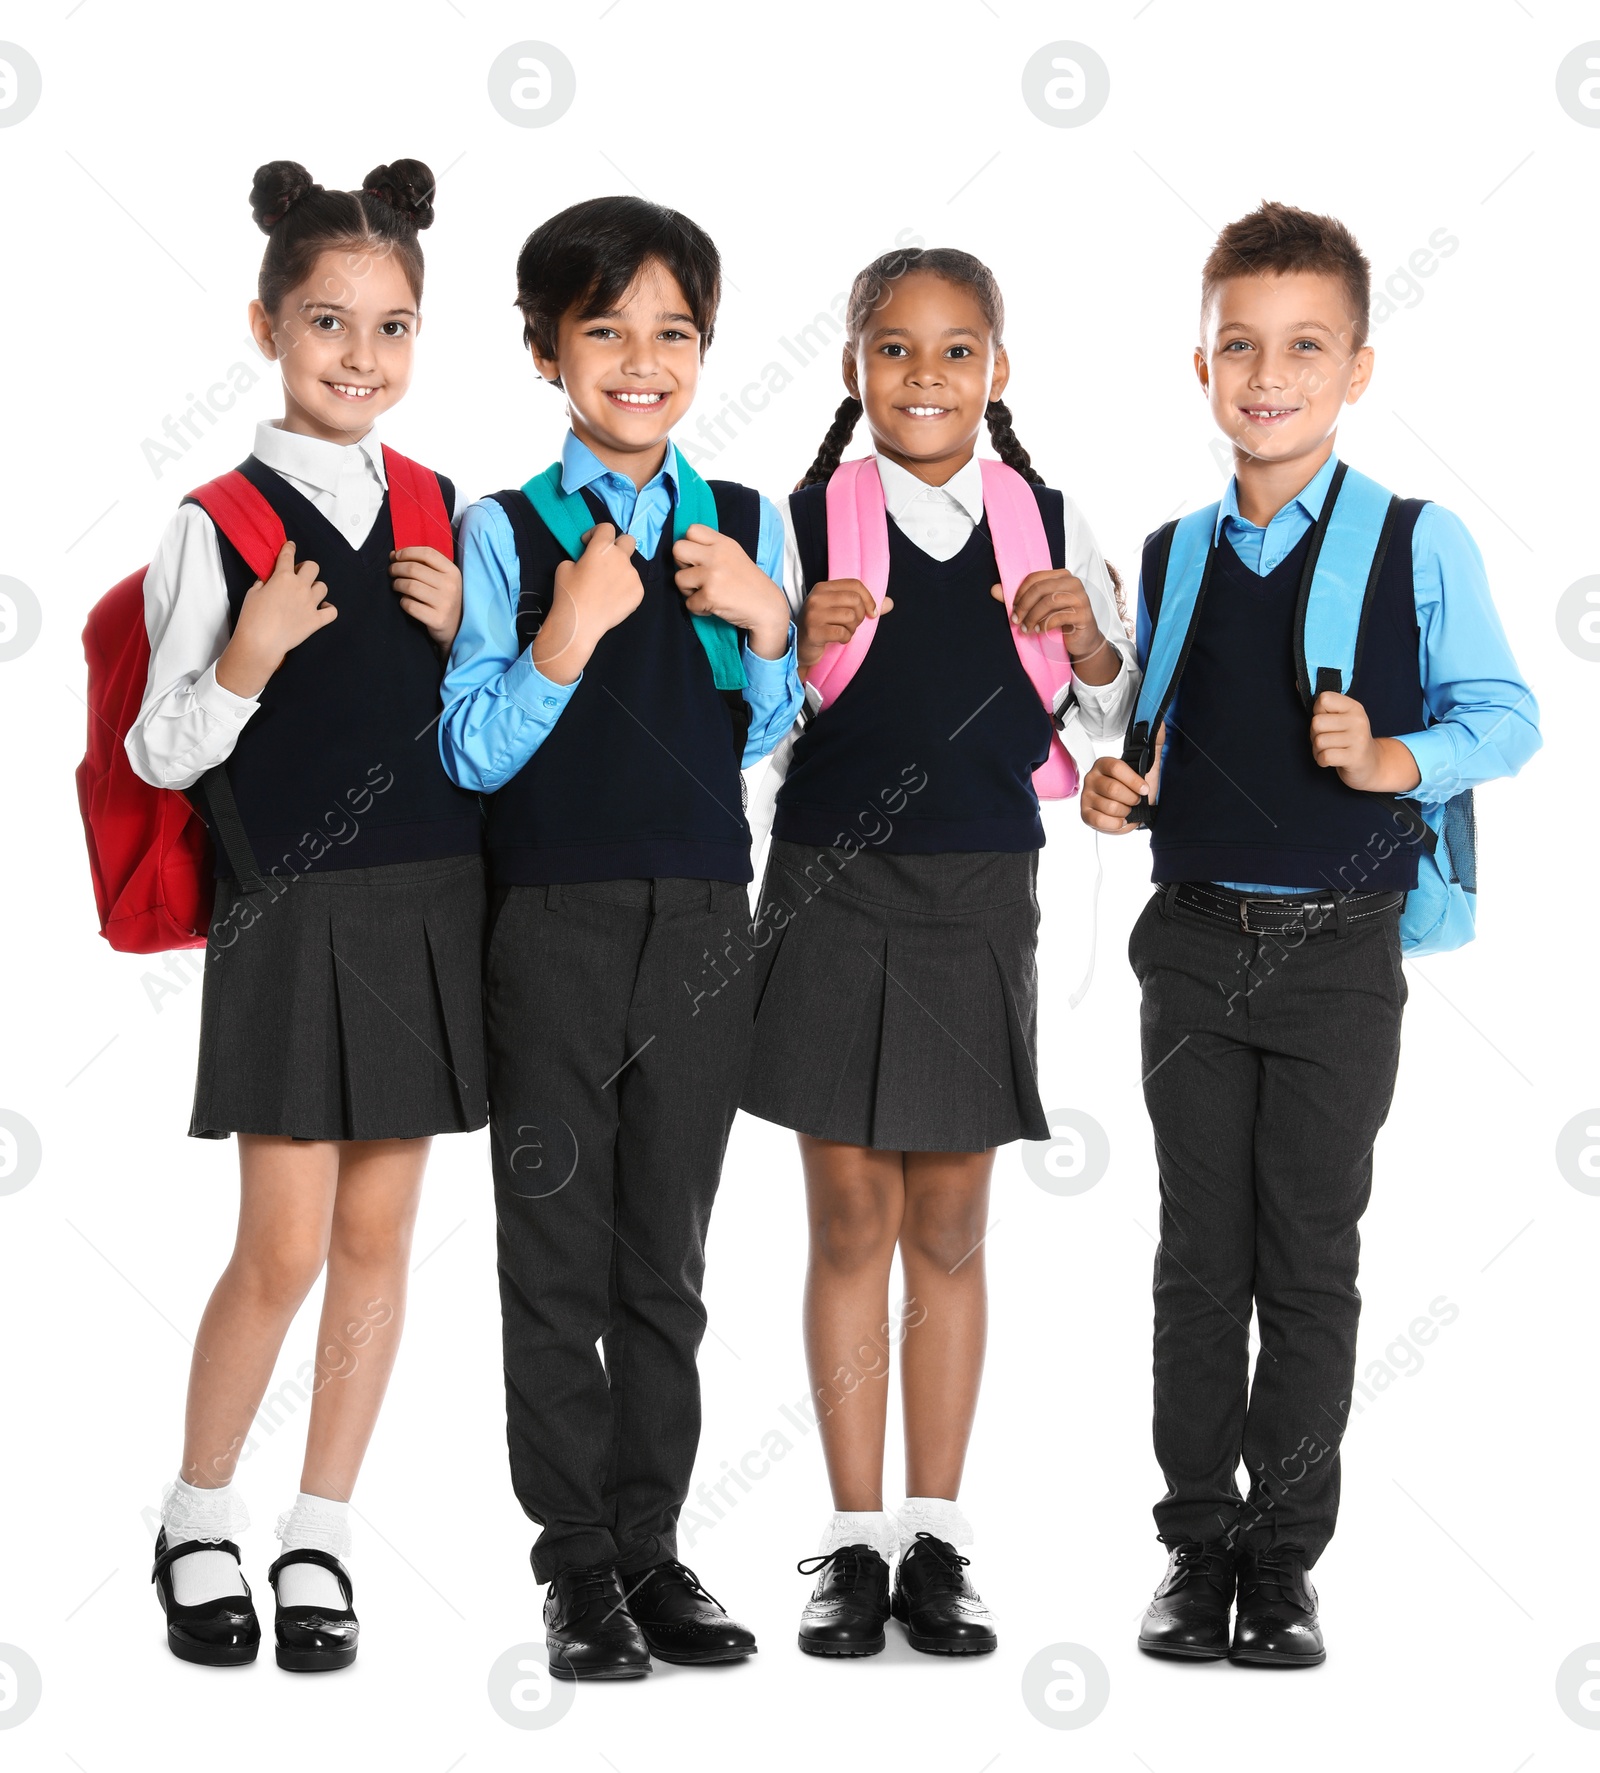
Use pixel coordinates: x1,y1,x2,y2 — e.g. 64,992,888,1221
544,1564,652,1680
796,1544,892,1657
622,1559,756,1664
151,1530,261,1667
1231,1544,1325,1666
1138,1539,1236,1660
889,1533,997,1655
266,1547,359,1673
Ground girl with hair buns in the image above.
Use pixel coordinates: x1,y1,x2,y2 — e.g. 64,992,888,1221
126,158,485,1672
742,247,1135,1658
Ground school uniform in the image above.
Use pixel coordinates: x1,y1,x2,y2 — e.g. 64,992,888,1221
126,421,488,1143
742,452,1134,1153
439,432,802,1581
1129,453,1540,1562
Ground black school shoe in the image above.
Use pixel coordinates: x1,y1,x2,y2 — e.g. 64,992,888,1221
1230,1544,1326,1667
266,1547,360,1673
890,1533,998,1655
545,1564,652,1680
151,1530,261,1667
796,1544,892,1656
622,1559,756,1664
1138,1539,1236,1660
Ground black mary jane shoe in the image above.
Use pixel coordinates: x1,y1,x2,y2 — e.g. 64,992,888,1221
266,1547,360,1673
796,1543,892,1657
622,1559,756,1665
151,1529,261,1667
889,1532,998,1656
544,1564,652,1681
1138,1539,1236,1661
1230,1543,1326,1668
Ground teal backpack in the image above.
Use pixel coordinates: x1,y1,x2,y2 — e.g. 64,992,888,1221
1121,461,1476,956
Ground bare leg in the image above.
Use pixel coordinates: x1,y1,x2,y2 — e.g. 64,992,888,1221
799,1135,905,1511
180,1136,340,1489
298,1137,431,1501
898,1148,996,1501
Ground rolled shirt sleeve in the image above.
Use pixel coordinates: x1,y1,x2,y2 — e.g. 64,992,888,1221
124,503,261,791
1396,504,1542,802
437,498,580,793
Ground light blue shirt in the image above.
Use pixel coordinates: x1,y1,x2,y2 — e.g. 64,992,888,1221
439,433,803,793
1173,453,1541,893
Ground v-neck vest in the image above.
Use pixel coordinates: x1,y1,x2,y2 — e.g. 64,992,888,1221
775,483,1056,854
203,455,482,878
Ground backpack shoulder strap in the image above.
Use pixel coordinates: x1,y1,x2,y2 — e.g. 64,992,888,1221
809,457,889,708
978,458,1054,602
670,453,746,691
788,482,830,595
382,446,454,560
1293,461,1400,706
185,469,287,584
1027,483,1067,570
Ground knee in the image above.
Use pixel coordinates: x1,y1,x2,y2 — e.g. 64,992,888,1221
899,1193,987,1276
327,1212,410,1273
230,1234,326,1312
810,1181,898,1276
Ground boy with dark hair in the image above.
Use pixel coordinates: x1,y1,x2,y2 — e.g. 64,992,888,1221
441,196,802,1679
1083,199,1539,1666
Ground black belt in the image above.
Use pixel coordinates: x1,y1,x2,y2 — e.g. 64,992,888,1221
1162,882,1405,937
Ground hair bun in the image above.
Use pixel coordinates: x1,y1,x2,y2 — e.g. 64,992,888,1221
362,159,436,231
250,161,317,234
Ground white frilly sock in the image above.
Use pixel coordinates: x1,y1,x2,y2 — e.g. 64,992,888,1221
896,1495,974,1552
161,1477,250,1606
274,1493,352,1610
817,1509,900,1567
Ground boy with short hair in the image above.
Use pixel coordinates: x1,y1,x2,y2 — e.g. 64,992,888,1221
440,196,802,1679
1082,200,1539,1666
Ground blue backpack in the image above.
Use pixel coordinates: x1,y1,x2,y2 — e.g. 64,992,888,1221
1120,460,1476,956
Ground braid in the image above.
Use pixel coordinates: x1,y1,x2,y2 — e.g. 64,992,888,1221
984,398,1041,484
799,395,863,489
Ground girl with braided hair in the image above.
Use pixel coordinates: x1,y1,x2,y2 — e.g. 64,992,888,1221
130,158,486,1673
742,247,1135,1659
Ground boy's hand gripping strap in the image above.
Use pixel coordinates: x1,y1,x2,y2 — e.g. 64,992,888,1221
520,455,748,691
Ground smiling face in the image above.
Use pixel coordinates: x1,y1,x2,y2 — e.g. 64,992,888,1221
1197,268,1373,469
846,270,1009,485
534,258,703,484
248,244,419,444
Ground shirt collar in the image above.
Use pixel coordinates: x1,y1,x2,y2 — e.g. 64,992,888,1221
560,429,679,498
1215,450,1340,541
253,420,387,493
874,450,986,527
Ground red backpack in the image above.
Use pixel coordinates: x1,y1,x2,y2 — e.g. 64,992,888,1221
76,448,453,953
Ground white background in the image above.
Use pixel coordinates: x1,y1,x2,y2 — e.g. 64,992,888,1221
1,1,1595,1768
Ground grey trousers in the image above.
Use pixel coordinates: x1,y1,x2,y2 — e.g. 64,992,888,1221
485,877,753,1581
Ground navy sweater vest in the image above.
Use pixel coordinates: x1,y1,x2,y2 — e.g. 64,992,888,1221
481,481,760,885
196,457,482,880
1147,501,1428,892
774,478,1061,854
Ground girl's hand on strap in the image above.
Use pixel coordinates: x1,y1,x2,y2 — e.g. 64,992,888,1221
1079,725,1164,833
796,578,892,678
389,546,464,651
215,540,336,698
672,522,791,660
534,522,644,686
996,569,1118,681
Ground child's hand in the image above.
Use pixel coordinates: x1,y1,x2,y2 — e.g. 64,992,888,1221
672,523,791,660
1079,725,1164,832
533,523,644,686
796,578,893,677
1310,690,1420,792
997,569,1103,656
389,546,463,650
216,540,336,698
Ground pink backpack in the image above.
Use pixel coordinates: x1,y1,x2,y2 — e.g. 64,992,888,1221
808,457,1080,799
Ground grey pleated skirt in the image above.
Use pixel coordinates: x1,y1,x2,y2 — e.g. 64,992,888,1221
190,854,488,1142
742,840,1048,1153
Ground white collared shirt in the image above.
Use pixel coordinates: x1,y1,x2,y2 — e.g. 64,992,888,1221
779,449,1135,739
126,422,404,790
